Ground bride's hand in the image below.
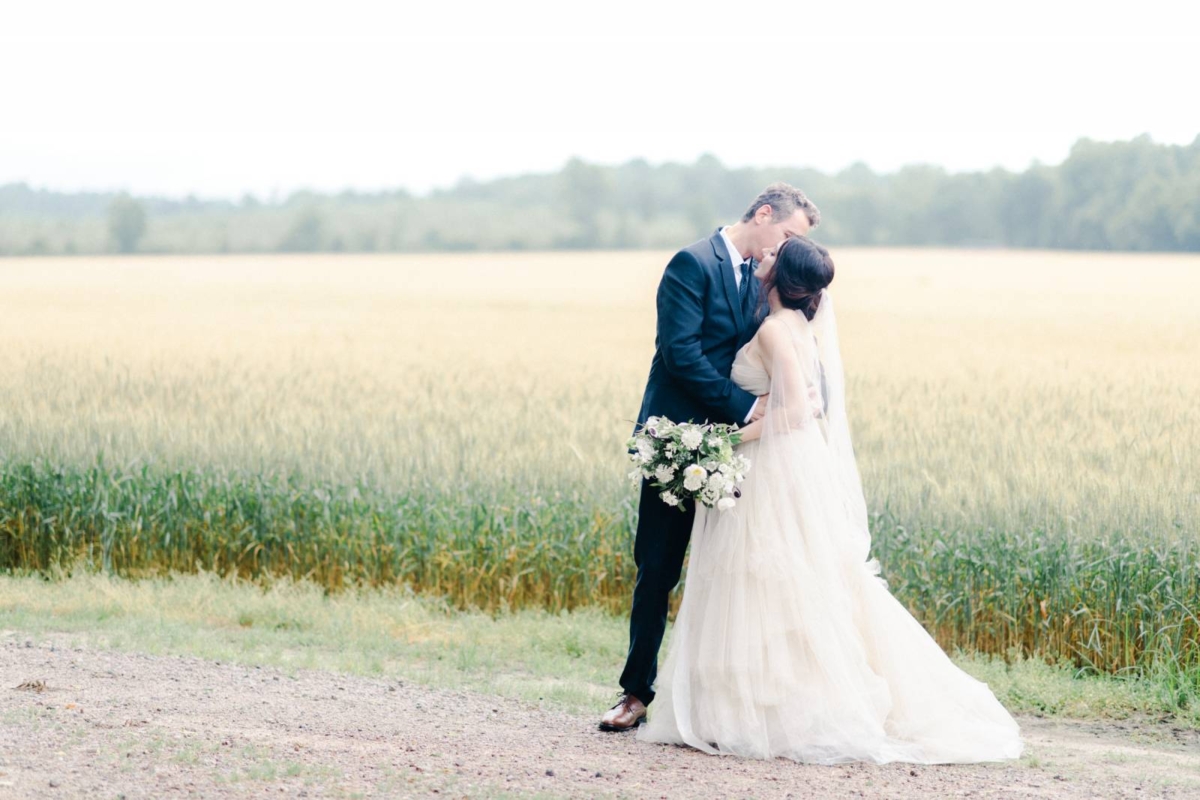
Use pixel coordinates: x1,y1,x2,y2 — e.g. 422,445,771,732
737,417,762,442
751,393,770,421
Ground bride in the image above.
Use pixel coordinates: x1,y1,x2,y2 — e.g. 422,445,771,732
636,236,1024,764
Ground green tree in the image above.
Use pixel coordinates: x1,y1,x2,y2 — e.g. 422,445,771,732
557,157,611,247
107,193,146,253
998,166,1058,247
6,136,1200,255
278,207,324,252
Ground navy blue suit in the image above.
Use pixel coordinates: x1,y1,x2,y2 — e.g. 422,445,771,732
620,229,765,706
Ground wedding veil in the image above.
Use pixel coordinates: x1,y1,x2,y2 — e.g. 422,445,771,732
757,291,876,568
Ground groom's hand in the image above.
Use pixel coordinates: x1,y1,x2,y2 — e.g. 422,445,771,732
751,394,769,421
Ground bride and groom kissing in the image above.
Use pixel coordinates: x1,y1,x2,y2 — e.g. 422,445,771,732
600,183,1024,765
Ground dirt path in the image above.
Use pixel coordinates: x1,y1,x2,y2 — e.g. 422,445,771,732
2,629,1198,799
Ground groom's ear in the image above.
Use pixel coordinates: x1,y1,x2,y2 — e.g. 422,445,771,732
753,204,776,225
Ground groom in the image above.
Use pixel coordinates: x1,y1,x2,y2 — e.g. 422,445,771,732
601,183,821,731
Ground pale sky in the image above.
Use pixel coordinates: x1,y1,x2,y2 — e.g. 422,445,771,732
2,0,1197,200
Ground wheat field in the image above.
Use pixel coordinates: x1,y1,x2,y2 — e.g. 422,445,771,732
1,249,1197,680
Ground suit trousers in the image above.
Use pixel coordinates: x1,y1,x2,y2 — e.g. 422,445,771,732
618,476,696,705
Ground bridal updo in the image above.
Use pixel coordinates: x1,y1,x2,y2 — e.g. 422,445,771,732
759,236,835,321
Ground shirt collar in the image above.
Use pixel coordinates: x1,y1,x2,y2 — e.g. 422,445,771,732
719,226,746,267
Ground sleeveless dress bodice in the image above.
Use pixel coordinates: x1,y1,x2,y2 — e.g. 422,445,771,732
731,324,821,399
731,342,771,396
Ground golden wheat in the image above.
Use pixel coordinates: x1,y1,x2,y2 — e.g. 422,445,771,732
1,249,1197,681
1,248,1195,538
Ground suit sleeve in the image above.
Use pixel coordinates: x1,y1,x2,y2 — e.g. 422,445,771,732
656,250,757,423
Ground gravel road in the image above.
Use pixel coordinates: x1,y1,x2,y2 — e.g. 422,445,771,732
2,629,1198,799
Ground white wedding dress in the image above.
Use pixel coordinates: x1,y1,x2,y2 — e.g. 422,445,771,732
636,294,1023,764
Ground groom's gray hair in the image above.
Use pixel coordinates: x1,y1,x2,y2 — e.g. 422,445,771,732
742,182,821,227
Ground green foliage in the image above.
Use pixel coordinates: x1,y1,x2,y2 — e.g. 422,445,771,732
107,192,146,253
3,134,1199,256
277,206,324,252
2,457,1197,687
0,459,634,613
557,157,611,248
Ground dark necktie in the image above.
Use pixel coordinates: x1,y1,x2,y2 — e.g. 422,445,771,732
738,260,751,302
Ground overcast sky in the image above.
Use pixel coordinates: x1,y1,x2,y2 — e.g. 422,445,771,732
2,1,1197,199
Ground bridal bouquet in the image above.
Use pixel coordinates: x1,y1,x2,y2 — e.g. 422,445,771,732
627,416,752,511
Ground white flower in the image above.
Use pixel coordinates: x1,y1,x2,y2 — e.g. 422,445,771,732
705,472,727,495
680,427,704,450
682,464,706,492
627,468,642,485
636,438,656,462
654,465,676,484
660,491,680,507
706,436,722,449
718,463,732,476
717,497,736,512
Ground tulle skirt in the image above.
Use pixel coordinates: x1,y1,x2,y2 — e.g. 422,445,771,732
636,429,1024,764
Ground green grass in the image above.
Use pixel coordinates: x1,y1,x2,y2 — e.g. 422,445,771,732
2,457,1196,684
1,569,1196,727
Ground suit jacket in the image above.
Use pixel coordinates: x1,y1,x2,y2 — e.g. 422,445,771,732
635,229,765,433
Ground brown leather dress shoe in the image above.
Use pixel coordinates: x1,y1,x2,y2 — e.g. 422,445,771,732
599,692,647,732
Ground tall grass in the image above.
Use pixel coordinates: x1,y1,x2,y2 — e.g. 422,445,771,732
2,458,1196,687
0,460,631,610
0,249,1197,688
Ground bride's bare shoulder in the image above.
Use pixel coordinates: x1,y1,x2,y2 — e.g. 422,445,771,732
755,315,791,350
754,313,814,365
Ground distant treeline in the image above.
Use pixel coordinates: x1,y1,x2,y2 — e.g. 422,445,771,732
2,134,1198,256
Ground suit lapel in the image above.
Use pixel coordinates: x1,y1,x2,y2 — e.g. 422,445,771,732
710,229,745,332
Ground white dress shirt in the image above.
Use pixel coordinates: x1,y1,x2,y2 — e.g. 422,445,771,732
720,226,747,289
719,226,758,424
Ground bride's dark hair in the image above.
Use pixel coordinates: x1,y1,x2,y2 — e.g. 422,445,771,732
758,236,835,321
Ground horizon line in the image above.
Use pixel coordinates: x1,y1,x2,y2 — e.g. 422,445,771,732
4,132,1195,206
